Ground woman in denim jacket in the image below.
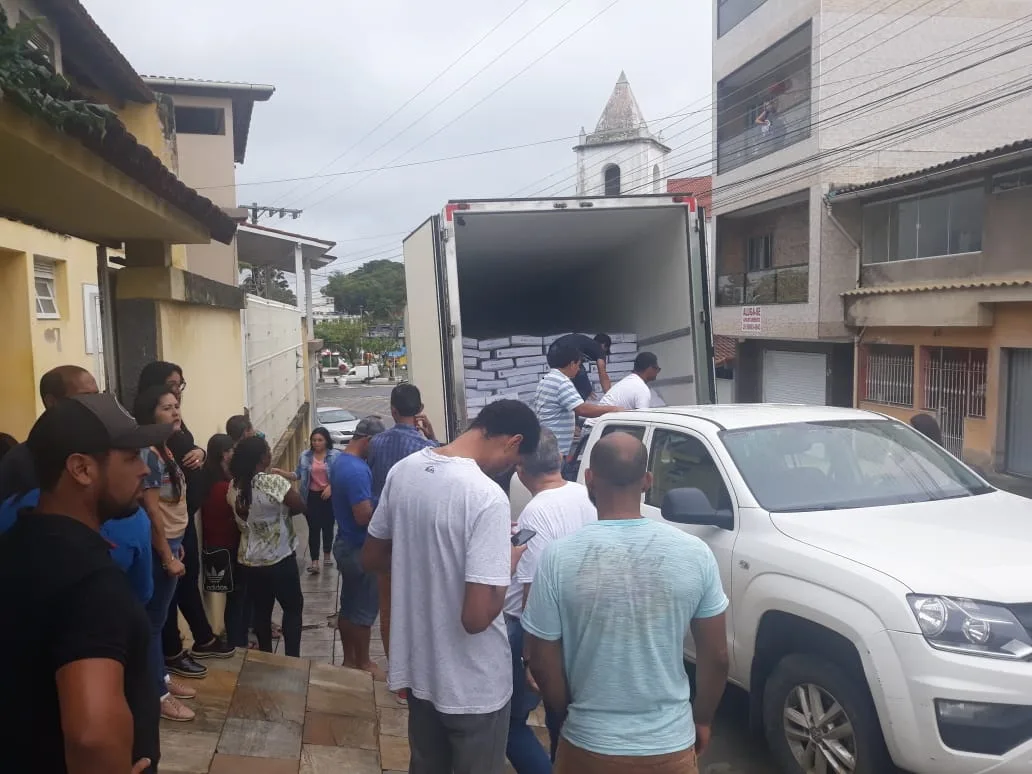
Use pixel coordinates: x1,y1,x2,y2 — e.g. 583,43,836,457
277,428,340,574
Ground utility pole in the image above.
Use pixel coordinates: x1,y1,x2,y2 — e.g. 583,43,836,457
245,203,303,225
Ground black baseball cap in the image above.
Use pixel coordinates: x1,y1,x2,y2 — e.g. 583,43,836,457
27,393,174,465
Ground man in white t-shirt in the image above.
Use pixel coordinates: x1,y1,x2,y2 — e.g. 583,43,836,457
362,400,541,774
584,352,661,434
503,428,596,770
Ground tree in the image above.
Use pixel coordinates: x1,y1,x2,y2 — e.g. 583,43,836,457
314,319,365,362
322,259,405,322
240,265,297,306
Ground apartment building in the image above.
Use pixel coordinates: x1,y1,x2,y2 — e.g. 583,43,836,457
827,139,1032,481
710,0,1032,406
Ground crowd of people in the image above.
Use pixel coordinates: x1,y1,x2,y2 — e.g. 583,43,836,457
0,344,734,774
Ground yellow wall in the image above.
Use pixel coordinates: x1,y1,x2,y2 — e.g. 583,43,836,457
858,302,1032,469
157,302,245,446
0,220,98,440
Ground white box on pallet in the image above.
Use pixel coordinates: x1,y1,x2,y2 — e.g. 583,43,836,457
496,346,544,359
515,354,548,368
543,333,572,346
477,380,507,390
480,358,515,372
609,333,638,344
608,352,638,364
609,343,638,354
464,377,477,389
506,373,539,388
466,396,489,409
498,365,542,380
462,347,481,359
510,335,544,346
496,392,520,402
463,357,478,367
463,369,496,380
477,337,511,351
462,337,479,349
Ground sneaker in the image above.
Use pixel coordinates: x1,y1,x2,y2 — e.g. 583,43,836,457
166,652,208,679
395,689,408,706
190,638,235,660
166,677,197,700
161,695,195,722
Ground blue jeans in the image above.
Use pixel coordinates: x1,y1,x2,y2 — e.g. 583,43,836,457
146,536,182,697
506,616,552,774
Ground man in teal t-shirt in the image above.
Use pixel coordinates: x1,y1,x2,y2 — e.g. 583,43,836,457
522,432,730,773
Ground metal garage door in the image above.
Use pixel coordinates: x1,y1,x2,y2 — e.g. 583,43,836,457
1006,349,1032,477
763,350,828,405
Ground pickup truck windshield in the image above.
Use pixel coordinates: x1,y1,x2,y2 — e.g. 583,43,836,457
721,419,993,512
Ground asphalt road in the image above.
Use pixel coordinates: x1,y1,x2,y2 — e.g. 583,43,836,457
314,381,781,774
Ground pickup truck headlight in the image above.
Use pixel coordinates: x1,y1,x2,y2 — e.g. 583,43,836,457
908,595,1032,660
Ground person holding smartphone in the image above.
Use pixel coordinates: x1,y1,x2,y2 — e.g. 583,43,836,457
503,428,597,771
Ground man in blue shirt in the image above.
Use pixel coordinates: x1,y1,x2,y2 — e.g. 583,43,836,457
367,383,440,692
522,433,730,774
331,415,386,681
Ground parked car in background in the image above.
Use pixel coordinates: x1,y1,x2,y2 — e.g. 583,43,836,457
316,407,360,446
558,404,1032,774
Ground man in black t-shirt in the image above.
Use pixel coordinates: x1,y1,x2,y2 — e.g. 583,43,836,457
0,393,172,774
547,333,612,400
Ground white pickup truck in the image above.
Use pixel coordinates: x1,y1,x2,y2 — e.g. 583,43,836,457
542,403,1032,774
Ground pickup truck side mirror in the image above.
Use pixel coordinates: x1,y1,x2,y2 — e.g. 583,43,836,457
661,487,734,530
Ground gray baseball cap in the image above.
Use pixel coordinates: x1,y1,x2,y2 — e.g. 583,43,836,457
353,415,387,438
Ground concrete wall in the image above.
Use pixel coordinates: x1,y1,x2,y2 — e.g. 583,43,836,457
243,295,306,454
0,220,99,440
857,302,1032,470
157,301,246,445
717,200,810,273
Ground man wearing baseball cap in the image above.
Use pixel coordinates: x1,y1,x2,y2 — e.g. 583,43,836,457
329,415,387,680
0,393,173,774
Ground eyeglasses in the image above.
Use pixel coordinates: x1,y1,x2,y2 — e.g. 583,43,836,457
168,380,186,394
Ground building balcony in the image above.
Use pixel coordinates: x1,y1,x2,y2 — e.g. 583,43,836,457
716,22,812,175
717,100,811,174
717,264,809,306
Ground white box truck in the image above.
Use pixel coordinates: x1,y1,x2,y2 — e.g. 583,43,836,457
403,194,715,440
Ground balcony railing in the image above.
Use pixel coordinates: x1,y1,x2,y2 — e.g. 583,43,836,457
716,264,808,306
717,100,811,174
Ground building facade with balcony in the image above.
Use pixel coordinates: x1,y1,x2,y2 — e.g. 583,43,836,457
828,139,1032,482
710,0,1032,406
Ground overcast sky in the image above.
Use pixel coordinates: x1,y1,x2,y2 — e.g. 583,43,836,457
84,0,712,288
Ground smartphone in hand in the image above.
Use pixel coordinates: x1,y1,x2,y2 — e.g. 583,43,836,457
511,528,537,547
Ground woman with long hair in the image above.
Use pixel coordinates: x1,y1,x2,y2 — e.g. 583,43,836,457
133,385,195,722
199,434,250,649
275,428,339,574
229,436,307,656
137,362,233,679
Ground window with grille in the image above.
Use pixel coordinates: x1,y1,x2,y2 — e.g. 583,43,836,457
860,344,914,407
921,347,987,418
34,259,59,319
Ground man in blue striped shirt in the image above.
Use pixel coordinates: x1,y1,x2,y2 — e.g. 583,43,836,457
534,345,620,466
367,383,439,702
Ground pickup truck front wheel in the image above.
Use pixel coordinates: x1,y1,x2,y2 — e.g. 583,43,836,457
763,654,892,774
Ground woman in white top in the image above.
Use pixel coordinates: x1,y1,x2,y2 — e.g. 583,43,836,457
228,436,307,656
